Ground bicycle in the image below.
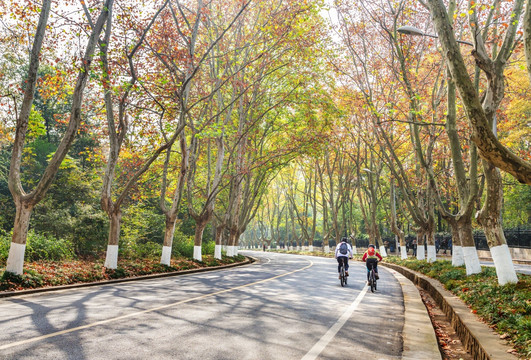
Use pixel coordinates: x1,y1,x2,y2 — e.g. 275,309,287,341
368,263,377,292
339,261,347,287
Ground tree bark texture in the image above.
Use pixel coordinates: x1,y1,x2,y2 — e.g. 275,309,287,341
476,161,518,283
425,0,531,184
525,0,531,83
5,203,34,274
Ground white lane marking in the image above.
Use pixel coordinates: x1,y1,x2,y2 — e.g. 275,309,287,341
0,259,313,351
301,285,369,360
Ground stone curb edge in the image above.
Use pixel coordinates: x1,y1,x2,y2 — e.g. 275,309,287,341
0,257,255,299
382,263,518,360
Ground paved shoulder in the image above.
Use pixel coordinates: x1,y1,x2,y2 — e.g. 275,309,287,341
384,266,441,360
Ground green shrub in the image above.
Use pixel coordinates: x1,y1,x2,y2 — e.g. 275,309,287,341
121,202,165,245
438,268,466,283
202,241,215,255
173,235,194,258
70,205,108,256
106,267,128,279
25,231,75,261
131,241,162,259
0,230,9,262
0,268,44,290
0,230,75,262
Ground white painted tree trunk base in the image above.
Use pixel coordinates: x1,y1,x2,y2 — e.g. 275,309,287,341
463,246,481,275
309,245,313,252
379,245,388,257
193,246,202,261
417,248,425,260
324,245,330,254
160,246,172,266
227,246,238,257
289,246,293,251
491,245,518,285
452,246,465,266
214,245,222,259
427,245,437,263
352,246,357,255
401,246,408,260
296,246,301,251
6,242,26,275
104,245,119,269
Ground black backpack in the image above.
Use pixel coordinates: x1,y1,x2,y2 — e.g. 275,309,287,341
339,242,348,255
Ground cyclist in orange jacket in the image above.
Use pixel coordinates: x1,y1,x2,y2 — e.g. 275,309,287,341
362,244,383,285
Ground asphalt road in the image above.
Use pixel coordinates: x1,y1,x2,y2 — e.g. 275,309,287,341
0,252,406,360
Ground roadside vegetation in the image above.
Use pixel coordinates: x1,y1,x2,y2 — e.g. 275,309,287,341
384,257,530,359
0,231,246,292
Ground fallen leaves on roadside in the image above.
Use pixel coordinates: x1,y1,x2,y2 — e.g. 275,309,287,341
1,255,246,292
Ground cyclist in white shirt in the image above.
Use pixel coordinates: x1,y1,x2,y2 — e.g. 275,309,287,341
335,237,353,278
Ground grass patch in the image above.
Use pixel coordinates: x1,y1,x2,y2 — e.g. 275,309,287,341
384,257,531,358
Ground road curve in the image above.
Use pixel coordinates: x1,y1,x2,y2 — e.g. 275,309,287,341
0,252,410,359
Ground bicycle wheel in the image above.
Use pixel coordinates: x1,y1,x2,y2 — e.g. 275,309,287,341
339,265,347,286
370,270,375,293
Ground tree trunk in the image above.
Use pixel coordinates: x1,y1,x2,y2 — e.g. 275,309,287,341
214,224,224,259
477,162,518,284
426,226,437,263
160,215,177,265
446,219,464,266
390,181,407,259
104,210,121,269
227,226,238,256
5,202,34,274
457,216,481,275
376,226,387,257
193,217,210,261
425,190,437,262
416,231,425,260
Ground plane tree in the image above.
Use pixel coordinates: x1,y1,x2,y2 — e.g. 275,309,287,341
5,0,113,274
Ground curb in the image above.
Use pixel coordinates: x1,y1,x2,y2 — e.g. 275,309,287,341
0,257,254,299
382,263,518,360
386,267,442,360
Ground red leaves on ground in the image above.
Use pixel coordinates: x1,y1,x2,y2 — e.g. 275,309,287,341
1,255,244,292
